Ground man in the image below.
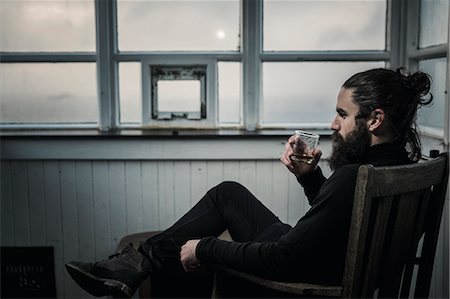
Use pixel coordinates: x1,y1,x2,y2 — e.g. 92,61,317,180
66,67,433,298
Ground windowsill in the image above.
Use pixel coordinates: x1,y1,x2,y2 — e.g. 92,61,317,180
2,129,445,161
0,128,334,139
0,129,334,160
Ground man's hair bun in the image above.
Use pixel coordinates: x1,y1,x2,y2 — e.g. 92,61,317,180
397,67,433,106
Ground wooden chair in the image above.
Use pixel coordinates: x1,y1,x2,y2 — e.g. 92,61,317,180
214,153,449,298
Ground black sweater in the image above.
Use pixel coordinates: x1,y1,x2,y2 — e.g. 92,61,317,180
196,143,411,285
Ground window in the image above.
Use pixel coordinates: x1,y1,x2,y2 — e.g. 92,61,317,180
0,0,97,128
419,0,449,48
116,0,240,51
218,62,242,125
0,63,97,124
261,62,385,127
0,0,96,52
263,0,386,51
119,62,142,124
418,59,447,132
3,0,447,134
156,80,202,119
410,0,449,139
150,65,206,120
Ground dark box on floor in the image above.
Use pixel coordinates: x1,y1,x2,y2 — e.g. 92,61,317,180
1,246,56,298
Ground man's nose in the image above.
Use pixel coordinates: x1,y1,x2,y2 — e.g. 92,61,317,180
331,117,339,131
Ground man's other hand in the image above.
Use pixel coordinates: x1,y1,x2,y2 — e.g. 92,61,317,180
180,239,201,272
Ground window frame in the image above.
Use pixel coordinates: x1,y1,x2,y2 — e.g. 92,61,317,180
142,59,215,128
2,0,441,134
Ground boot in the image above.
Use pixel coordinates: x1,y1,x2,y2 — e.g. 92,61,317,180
65,243,154,298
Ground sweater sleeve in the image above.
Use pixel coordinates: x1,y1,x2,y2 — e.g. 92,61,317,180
196,165,359,284
196,238,291,279
296,167,327,205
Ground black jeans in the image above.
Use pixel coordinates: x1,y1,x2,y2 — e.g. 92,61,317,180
143,181,290,298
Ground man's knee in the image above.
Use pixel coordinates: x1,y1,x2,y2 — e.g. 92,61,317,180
215,181,246,192
205,181,247,203
207,181,252,207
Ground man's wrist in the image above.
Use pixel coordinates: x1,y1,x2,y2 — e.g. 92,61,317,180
296,166,322,184
295,165,319,180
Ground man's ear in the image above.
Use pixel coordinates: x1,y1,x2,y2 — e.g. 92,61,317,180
367,108,385,132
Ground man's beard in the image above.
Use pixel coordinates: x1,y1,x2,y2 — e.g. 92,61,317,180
329,121,371,171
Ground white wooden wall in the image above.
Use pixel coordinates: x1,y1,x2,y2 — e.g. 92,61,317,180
0,137,447,298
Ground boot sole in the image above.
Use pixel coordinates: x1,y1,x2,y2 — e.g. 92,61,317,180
65,263,133,298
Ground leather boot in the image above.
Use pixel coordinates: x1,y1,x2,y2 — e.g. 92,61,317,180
65,243,154,298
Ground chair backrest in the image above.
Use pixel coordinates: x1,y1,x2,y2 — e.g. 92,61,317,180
342,153,449,298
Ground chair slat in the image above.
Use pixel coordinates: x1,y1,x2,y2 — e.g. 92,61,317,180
341,165,372,298
378,192,421,298
415,170,449,298
360,196,393,296
368,159,445,197
400,189,431,298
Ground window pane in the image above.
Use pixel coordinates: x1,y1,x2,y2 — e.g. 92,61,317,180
119,62,142,124
218,62,241,124
117,0,240,51
264,0,386,51
0,63,97,123
158,80,200,112
419,0,449,48
0,0,95,52
418,59,446,130
262,62,385,125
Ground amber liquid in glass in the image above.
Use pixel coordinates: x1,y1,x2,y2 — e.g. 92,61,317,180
290,153,314,164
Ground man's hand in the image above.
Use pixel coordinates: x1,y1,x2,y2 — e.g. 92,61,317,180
180,239,201,272
280,134,322,177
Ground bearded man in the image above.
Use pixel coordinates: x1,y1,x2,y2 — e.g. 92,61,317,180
66,68,433,298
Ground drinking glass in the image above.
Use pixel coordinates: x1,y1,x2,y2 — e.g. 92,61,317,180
290,130,320,164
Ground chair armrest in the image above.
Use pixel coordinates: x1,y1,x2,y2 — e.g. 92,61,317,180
116,231,162,253
216,266,343,297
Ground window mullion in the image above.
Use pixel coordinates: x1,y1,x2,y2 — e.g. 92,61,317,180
388,0,408,68
445,1,450,147
242,0,262,131
0,53,96,63
260,51,389,62
95,0,118,131
406,0,420,71
408,44,448,60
